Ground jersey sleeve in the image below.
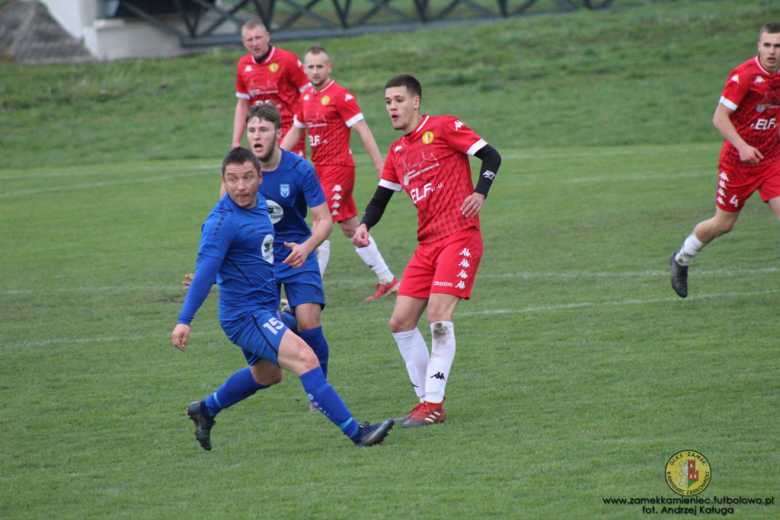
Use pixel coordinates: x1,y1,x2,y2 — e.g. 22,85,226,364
336,90,364,128
379,146,403,192
236,62,250,99
289,55,310,92
720,69,751,111
293,101,307,129
440,116,486,156
177,214,236,324
300,162,328,208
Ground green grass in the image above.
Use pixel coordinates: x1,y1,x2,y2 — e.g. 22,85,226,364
2,0,780,518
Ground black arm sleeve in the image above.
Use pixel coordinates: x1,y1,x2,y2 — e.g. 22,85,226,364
360,185,396,230
473,144,501,198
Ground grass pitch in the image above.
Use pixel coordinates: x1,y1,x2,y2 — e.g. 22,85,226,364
1,0,779,518
2,143,778,519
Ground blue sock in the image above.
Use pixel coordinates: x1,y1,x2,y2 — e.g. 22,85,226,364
299,326,330,378
280,309,298,333
204,367,266,417
299,367,359,439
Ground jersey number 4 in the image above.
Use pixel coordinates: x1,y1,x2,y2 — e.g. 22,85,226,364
262,316,285,335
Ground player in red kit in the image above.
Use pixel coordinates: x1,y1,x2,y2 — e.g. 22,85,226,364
671,23,780,297
232,20,309,157
281,46,399,300
353,75,502,427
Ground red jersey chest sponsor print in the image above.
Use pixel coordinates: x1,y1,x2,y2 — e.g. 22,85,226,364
235,47,308,125
381,115,486,244
296,81,363,166
719,57,780,167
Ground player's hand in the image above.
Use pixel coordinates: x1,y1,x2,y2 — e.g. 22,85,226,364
352,224,371,248
461,192,485,218
738,145,763,164
182,273,194,291
282,242,309,268
172,323,191,351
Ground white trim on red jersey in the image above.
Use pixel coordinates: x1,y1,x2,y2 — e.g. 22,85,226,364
466,139,488,156
236,92,251,100
719,96,738,111
293,116,307,128
379,179,403,192
345,113,365,128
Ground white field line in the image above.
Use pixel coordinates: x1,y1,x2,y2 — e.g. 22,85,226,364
2,267,777,296
0,170,217,197
0,163,220,181
4,288,778,349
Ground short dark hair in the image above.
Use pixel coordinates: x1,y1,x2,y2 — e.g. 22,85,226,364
246,103,282,130
385,74,422,99
306,45,329,58
222,147,261,176
760,23,780,38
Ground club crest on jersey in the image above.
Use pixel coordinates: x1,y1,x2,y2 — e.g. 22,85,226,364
321,95,330,105
262,234,274,264
269,63,279,73
422,131,435,144
280,184,290,198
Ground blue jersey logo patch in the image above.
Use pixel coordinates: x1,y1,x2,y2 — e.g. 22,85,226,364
280,184,290,198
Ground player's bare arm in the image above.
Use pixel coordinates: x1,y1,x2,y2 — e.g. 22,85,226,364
713,103,763,164
233,98,251,148
351,120,384,179
283,202,333,267
280,124,305,151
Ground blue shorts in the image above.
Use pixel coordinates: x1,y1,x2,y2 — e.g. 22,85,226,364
276,252,326,309
222,310,289,366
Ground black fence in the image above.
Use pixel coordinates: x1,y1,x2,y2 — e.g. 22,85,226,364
105,0,618,46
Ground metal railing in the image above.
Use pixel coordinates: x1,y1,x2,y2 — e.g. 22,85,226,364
105,0,616,46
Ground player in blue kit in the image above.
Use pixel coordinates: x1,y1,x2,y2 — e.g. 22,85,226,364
187,104,335,410
173,146,393,450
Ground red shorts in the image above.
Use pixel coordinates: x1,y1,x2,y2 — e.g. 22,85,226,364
315,164,356,222
398,228,483,300
715,159,780,212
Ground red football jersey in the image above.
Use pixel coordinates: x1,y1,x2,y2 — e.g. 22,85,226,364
718,56,780,168
293,80,364,166
380,115,487,244
235,46,309,134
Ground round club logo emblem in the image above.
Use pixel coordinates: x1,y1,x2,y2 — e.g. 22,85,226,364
422,131,434,144
666,450,711,496
321,95,330,105
269,63,279,73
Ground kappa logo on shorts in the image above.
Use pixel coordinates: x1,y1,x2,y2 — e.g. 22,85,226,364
459,259,470,268
332,202,341,209
719,172,729,182
457,270,468,279
333,184,342,192
433,281,453,287
280,184,290,198
332,193,342,201
456,281,465,290
460,248,471,257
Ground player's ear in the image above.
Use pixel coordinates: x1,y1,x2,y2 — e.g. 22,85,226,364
414,96,421,109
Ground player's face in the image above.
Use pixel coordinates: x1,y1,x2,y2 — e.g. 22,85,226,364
758,32,780,73
242,27,270,59
385,86,421,133
303,52,333,89
223,161,261,209
247,116,282,162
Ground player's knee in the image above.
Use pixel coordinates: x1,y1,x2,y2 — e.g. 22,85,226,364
389,315,413,334
295,345,320,372
250,364,283,386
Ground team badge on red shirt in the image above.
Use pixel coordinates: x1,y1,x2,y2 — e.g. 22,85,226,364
321,96,330,105
269,63,279,73
422,131,434,144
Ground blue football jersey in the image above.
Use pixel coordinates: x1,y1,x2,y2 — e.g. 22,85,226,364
178,194,278,326
260,149,326,279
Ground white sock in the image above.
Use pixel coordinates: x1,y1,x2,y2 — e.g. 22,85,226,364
392,328,429,401
675,232,705,266
355,234,393,284
425,321,456,404
316,240,330,276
